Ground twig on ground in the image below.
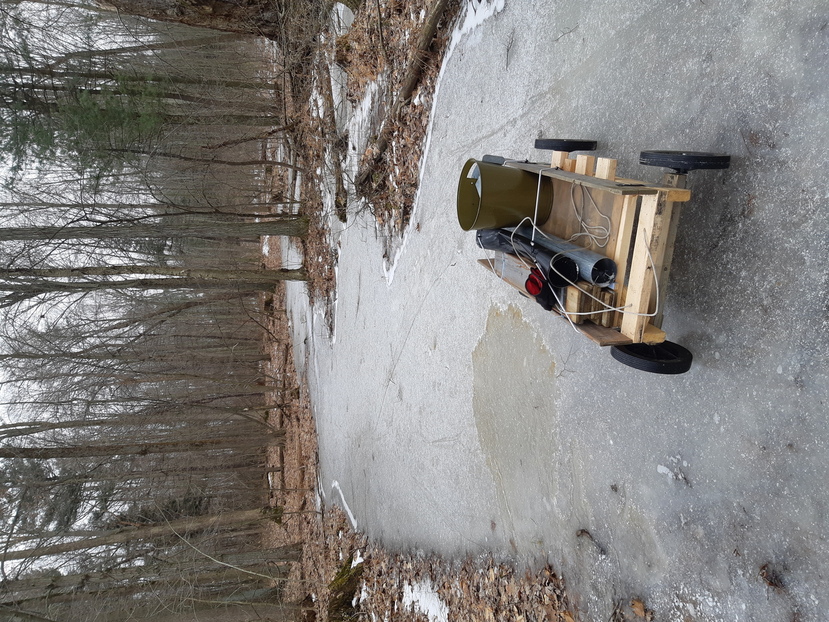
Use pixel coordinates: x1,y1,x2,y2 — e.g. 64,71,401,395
354,0,453,191
554,24,579,42
375,0,389,62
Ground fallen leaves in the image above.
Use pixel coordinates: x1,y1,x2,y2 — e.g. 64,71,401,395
345,0,460,254
610,597,655,621
630,598,654,620
759,562,785,590
294,0,458,317
293,512,577,622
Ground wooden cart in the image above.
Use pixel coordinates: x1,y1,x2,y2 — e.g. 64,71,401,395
475,140,730,374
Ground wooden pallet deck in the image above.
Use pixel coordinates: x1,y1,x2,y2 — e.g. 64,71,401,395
479,151,689,345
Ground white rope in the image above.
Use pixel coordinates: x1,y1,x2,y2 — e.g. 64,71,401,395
531,167,556,244
567,183,611,248
478,162,661,327
511,217,661,319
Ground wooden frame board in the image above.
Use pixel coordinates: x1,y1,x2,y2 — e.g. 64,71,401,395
479,154,686,346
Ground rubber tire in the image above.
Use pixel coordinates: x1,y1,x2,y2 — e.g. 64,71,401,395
535,138,598,152
610,341,693,375
639,150,730,173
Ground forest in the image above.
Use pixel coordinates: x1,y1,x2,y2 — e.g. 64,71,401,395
0,1,316,619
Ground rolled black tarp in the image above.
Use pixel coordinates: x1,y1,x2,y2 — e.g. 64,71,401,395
476,228,578,288
508,224,616,286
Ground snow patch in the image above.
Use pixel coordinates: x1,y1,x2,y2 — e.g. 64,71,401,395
331,3,355,35
345,78,386,180
450,0,506,54
331,480,358,529
656,464,675,480
401,580,449,622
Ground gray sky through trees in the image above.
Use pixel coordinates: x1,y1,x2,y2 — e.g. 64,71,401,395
0,2,304,618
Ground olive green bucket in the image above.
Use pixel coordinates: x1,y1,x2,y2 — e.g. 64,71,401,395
456,159,553,231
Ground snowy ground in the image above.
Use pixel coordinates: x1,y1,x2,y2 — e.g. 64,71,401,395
283,1,829,620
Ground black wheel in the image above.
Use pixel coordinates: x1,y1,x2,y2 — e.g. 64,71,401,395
610,341,693,374
639,150,730,173
535,138,597,152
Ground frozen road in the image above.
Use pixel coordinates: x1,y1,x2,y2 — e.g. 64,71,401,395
283,1,829,620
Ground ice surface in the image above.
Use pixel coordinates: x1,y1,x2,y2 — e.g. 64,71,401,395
284,1,829,620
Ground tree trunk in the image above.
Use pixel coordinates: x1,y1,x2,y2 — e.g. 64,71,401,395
0,543,300,602
0,462,267,490
0,434,275,460
0,63,278,90
99,0,286,40
0,606,60,622
0,265,305,283
46,33,246,69
0,509,269,562
0,217,308,241
160,113,293,127
0,277,286,298
0,201,287,217
106,148,304,172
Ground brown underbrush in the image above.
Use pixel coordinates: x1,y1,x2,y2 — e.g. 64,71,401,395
291,0,460,311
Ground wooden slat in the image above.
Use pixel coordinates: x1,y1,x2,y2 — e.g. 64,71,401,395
654,187,690,203
551,151,569,168
505,161,659,196
587,283,603,324
575,155,596,176
611,194,639,326
599,193,626,268
565,285,584,324
620,192,674,342
613,176,691,202
573,319,661,346
642,324,667,344
573,322,633,346
601,290,615,327
595,157,617,180
662,173,686,189
651,173,688,328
